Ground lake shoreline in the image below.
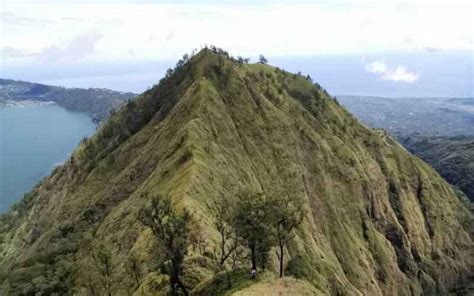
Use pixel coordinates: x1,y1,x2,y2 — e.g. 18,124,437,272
0,103,96,213
0,99,56,109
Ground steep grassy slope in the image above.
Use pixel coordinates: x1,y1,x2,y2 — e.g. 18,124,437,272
0,49,472,295
338,96,474,204
0,79,135,122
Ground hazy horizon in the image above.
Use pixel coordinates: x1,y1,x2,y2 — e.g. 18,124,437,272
2,50,473,98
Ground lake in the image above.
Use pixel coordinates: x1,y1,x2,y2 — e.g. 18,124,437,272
0,103,96,213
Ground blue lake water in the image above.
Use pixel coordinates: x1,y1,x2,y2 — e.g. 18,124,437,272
0,103,96,213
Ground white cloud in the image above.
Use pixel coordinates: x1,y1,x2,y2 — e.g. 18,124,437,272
381,66,418,83
38,32,104,62
1,46,32,58
365,61,387,74
365,60,419,83
1,32,103,62
0,11,53,26
0,1,472,64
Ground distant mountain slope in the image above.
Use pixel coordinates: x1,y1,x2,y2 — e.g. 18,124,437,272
399,136,474,202
0,49,472,295
0,79,136,123
339,96,474,202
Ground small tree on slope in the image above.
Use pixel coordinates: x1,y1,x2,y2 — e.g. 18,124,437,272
139,195,190,296
271,194,305,277
214,198,239,266
233,192,275,273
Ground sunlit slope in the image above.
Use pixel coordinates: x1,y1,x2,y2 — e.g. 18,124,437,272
0,49,472,295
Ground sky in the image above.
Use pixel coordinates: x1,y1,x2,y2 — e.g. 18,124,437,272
0,0,473,96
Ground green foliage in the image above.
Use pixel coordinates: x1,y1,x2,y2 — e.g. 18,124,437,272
213,198,238,267
126,254,143,290
91,246,114,296
232,192,275,271
400,135,474,202
1,257,74,295
139,195,191,295
9,191,37,218
270,194,305,277
285,254,314,280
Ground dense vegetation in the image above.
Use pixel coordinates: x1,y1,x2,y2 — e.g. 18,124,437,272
0,79,135,123
0,48,472,295
399,135,474,202
139,191,303,295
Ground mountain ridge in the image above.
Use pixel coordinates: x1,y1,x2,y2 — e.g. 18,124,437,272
0,48,472,295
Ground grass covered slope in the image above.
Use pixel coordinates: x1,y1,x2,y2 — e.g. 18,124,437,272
0,49,472,295
338,96,474,205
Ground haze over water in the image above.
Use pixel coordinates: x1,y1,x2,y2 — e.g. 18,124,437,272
0,103,95,212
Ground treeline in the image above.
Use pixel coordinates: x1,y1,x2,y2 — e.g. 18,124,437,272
134,191,305,295
78,191,305,296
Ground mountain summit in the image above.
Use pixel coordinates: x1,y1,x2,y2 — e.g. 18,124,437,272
0,48,472,295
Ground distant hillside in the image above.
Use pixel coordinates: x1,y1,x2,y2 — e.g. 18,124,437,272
399,135,474,202
0,79,136,123
0,49,472,295
339,96,474,202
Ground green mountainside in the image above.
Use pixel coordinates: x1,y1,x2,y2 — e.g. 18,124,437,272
0,49,472,295
0,79,135,123
338,96,474,203
399,136,474,203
